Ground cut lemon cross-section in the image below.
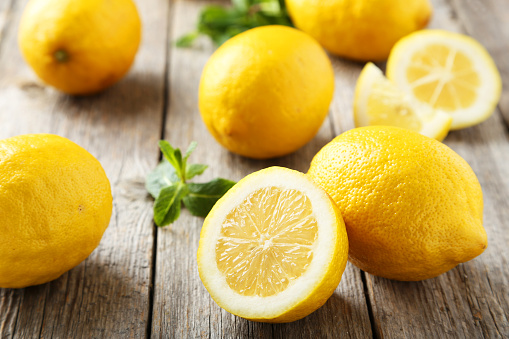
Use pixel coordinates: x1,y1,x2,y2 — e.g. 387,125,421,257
354,62,452,141
197,166,348,323
387,30,502,130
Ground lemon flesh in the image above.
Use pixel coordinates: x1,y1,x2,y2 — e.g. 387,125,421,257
354,62,452,141
198,167,348,322
216,187,317,297
387,30,502,130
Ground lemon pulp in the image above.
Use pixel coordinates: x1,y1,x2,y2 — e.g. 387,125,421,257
216,187,318,297
407,44,480,111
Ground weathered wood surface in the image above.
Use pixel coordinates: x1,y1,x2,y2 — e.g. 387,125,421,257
1,0,508,337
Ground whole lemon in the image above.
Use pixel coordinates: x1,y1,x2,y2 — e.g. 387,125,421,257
18,0,142,95
307,126,487,281
286,0,432,61
199,25,334,159
0,134,112,288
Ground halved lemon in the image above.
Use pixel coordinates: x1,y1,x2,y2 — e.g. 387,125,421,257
387,29,502,130
197,166,348,323
354,62,452,141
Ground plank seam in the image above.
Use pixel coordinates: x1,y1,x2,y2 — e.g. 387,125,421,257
360,271,380,339
10,291,22,339
147,0,174,337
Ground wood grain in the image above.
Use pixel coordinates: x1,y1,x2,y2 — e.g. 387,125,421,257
449,0,509,126
0,0,508,337
0,0,168,337
0,0,13,46
150,1,372,338
325,0,509,337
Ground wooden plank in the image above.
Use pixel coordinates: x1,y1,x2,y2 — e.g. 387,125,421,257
151,1,373,337
324,0,509,337
0,0,13,46
448,0,509,126
0,0,168,337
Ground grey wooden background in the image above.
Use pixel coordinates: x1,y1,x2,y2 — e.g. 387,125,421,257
0,0,508,337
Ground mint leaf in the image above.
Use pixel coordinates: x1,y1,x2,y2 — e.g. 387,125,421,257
183,178,236,217
159,140,184,181
154,183,189,226
186,164,208,180
147,141,236,226
177,0,293,48
145,159,178,198
175,31,200,48
184,141,198,162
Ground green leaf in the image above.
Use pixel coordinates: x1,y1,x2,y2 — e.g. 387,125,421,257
185,163,208,180
232,0,249,11
145,159,178,198
183,178,236,217
184,141,198,162
177,0,293,48
159,140,184,181
175,31,200,47
153,182,189,227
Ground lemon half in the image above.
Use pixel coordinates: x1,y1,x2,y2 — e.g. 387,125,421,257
387,30,502,129
354,62,452,141
197,167,348,322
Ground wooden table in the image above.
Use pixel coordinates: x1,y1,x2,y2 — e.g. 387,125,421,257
1,0,508,337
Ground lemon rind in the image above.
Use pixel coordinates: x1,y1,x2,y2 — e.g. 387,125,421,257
354,62,452,141
197,167,342,321
387,29,502,130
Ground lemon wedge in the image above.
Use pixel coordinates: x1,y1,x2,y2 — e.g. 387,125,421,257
197,167,348,323
354,62,452,141
387,29,502,130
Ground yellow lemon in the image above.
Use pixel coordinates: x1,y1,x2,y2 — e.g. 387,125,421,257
0,134,112,288
199,25,334,159
354,62,452,141
286,0,432,61
307,126,487,281
197,167,348,322
387,30,502,129
18,0,142,95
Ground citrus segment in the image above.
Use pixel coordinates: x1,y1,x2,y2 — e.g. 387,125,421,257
387,30,502,129
198,167,348,322
216,187,317,297
354,62,452,141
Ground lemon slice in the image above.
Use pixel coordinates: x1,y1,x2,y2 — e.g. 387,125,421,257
197,167,348,323
387,29,502,130
354,62,452,141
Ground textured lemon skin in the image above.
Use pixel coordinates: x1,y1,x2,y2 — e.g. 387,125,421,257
0,134,112,288
199,26,334,159
18,0,141,95
286,0,432,61
197,167,348,322
307,126,487,281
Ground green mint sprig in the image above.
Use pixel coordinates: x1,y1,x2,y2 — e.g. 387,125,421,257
146,141,236,227
176,0,293,48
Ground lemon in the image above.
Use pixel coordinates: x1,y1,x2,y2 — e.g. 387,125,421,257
197,167,348,322
0,134,112,288
198,25,334,159
286,0,432,61
307,126,487,281
18,0,142,95
387,30,502,130
354,62,452,141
